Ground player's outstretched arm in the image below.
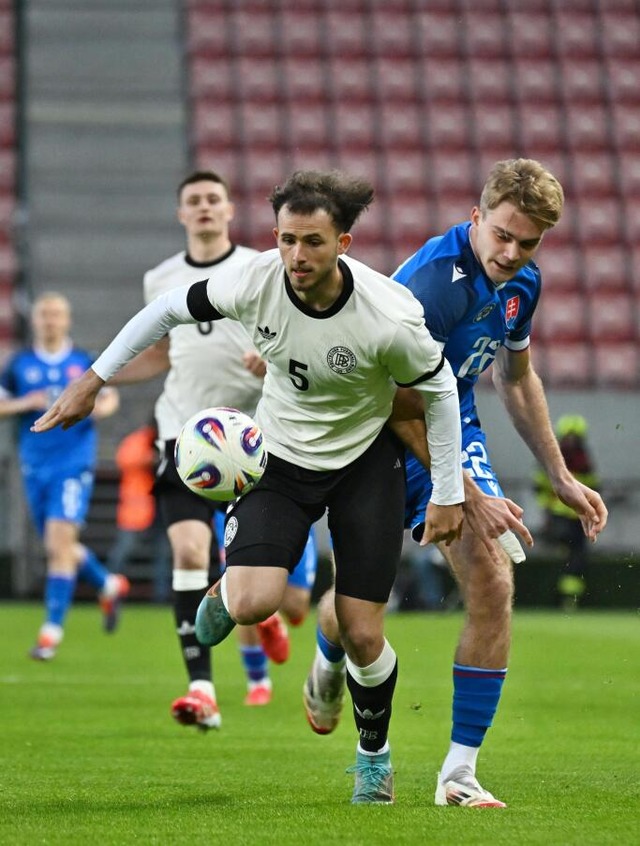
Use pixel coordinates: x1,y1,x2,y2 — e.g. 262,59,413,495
31,368,104,432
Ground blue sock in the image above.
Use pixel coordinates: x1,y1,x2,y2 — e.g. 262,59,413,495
317,624,345,663
451,663,507,747
77,548,108,591
44,574,77,627
240,645,268,683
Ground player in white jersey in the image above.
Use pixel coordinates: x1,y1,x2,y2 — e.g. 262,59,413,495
33,169,465,804
108,172,313,727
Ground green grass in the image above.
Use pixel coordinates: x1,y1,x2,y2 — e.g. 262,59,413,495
1,604,638,845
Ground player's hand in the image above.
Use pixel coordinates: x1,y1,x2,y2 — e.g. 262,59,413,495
554,478,608,542
31,369,104,432
242,351,266,378
420,502,464,547
463,483,533,561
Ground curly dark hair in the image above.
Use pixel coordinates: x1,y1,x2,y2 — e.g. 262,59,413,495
269,170,374,233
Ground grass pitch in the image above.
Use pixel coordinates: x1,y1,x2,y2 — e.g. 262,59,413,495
1,603,637,845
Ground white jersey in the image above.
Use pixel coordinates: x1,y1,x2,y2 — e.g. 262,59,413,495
94,249,463,504
143,246,262,441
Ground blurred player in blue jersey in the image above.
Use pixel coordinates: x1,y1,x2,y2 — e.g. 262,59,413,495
0,292,128,660
304,159,608,807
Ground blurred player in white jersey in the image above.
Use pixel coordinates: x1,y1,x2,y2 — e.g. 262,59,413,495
110,172,317,728
33,169,465,805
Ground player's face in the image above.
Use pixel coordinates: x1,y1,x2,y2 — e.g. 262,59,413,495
31,298,72,345
177,180,234,239
470,201,544,286
274,207,352,307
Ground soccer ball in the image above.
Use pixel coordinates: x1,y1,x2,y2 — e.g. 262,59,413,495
174,407,267,501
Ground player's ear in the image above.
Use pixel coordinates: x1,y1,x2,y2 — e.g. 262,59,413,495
272,227,279,244
337,232,352,254
225,201,235,222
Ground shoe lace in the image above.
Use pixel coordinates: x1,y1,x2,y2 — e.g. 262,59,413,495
346,760,392,800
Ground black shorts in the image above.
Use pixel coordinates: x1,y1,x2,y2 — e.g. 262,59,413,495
155,439,227,529
223,427,406,603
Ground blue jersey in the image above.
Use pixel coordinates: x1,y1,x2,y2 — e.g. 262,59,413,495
0,344,97,469
393,222,542,533
393,221,541,421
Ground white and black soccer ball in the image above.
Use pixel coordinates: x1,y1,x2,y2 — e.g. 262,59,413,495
174,407,267,501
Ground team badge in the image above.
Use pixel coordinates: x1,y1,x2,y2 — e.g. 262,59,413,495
224,515,238,547
327,346,357,374
473,304,497,322
505,295,520,329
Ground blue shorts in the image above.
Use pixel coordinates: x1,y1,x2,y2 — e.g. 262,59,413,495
22,460,95,536
213,510,318,591
405,419,504,541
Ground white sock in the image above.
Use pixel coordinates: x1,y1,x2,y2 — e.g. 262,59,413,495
441,742,480,781
189,679,216,701
172,569,208,591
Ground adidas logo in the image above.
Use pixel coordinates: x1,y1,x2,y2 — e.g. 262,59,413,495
393,458,402,469
258,325,276,340
176,620,195,636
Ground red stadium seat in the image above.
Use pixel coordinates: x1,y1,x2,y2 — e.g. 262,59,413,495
422,58,465,103
333,101,377,148
513,58,558,103
276,10,325,57
429,150,477,198
594,342,639,388
0,101,14,148
425,103,471,150
241,149,288,194
324,11,368,56
186,8,229,57
536,245,582,293
467,58,512,103
539,341,593,388
286,102,333,152
413,13,460,58
281,57,327,102
374,57,422,103
558,59,606,103
588,291,636,342
518,104,564,151
387,195,431,243
0,55,13,100
600,11,640,58
237,102,284,149
336,148,382,184
191,101,237,148
0,148,14,191
618,152,640,197
604,58,640,104
554,13,599,58
535,291,588,343
189,57,234,100
570,151,618,198
328,58,374,103
575,198,622,245
227,8,277,57
564,105,610,152
507,13,554,58
462,12,508,58
434,196,476,233
610,104,640,152
581,246,628,291
378,102,425,149
194,147,242,189
472,103,519,151
368,11,417,58
235,57,283,103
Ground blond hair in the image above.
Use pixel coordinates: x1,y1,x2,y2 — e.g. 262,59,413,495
480,158,564,231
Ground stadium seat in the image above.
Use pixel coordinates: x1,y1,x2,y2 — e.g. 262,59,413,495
581,245,628,291
558,59,606,104
194,146,242,188
575,198,622,245
237,102,284,149
324,11,368,56
276,9,325,57
472,103,519,152
425,103,471,150
554,12,599,58
604,58,640,104
434,196,476,234
412,12,459,58
463,12,508,58
429,149,477,197
368,10,417,58
564,105,610,152
185,7,229,57
374,57,422,103
0,148,14,192
235,57,283,102
241,149,288,194
467,58,512,104
286,102,333,152
333,101,377,148
618,152,640,197
421,58,465,103
535,291,588,343
536,244,582,293
513,58,558,104
227,8,278,57
587,292,636,342
0,55,14,101
379,150,429,196
518,104,564,151
0,101,14,148
539,341,592,388
192,101,237,148
336,148,382,185
378,102,424,149
281,57,327,102
387,195,431,244
328,57,374,103
189,57,234,101
506,13,554,58
570,151,618,198
600,11,640,57
594,342,639,388
610,104,640,152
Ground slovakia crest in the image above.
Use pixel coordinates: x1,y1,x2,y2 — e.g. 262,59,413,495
505,295,520,330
